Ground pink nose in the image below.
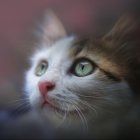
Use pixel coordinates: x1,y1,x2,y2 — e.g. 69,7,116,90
38,81,55,97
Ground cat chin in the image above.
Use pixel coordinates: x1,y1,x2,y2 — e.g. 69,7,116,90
39,109,88,129
41,103,83,117
35,103,90,126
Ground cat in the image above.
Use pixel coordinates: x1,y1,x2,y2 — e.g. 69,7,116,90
24,11,140,139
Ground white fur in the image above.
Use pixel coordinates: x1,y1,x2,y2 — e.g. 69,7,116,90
25,36,78,109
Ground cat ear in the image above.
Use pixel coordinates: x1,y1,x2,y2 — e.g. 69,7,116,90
103,13,140,41
40,10,67,45
101,13,140,91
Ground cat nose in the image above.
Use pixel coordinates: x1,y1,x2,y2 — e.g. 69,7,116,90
38,81,55,96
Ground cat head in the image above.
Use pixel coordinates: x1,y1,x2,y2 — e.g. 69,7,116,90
25,11,140,128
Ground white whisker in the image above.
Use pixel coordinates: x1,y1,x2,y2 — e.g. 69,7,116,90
12,101,30,115
6,98,29,105
70,102,88,132
57,102,68,128
78,99,98,117
76,93,107,100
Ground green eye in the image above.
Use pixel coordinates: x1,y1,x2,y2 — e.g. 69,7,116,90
35,61,48,76
73,59,95,77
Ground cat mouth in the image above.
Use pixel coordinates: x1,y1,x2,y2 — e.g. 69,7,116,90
41,100,87,115
41,100,67,113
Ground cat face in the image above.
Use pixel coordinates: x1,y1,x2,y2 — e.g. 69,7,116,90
25,12,140,128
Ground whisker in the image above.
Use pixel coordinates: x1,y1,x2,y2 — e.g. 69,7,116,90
78,99,98,117
71,102,88,132
57,103,68,128
76,93,107,100
6,97,29,106
11,101,30,116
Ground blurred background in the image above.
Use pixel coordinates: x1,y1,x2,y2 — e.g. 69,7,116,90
0,0,139,122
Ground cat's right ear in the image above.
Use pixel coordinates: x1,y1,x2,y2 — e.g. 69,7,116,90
39,10,67,45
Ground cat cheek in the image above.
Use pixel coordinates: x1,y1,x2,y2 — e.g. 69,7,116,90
29,90,43,108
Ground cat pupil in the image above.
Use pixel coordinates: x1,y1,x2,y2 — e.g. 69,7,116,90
81,64,85,71
41,64,45,70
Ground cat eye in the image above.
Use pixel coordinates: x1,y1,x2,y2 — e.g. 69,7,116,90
72,58,96,77
35,61,48,76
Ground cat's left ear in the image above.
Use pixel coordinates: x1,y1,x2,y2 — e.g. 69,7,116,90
40,10,67,45
103,13,140,42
